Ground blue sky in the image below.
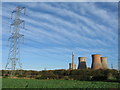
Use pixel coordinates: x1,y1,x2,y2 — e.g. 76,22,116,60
2,2,118,70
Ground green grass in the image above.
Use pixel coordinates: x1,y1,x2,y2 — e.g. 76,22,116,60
2,78,119,88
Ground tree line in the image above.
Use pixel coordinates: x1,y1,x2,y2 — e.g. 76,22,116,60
1,69,120,82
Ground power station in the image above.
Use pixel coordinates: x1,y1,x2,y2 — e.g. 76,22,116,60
69,53,108,70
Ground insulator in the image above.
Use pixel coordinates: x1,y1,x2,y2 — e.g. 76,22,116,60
23,22,25,29
24,8,26,15
22,37,24,44
9,26,11,33
11,13,13,19
7,40,9,46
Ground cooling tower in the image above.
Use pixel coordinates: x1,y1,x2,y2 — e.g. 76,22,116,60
91,54,103,69
101,57,108,69
78,57,87,69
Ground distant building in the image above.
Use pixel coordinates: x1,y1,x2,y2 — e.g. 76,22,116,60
91,54,108,69
78,57,87,69
91,54,103,69
68,53,109,70
69,52,76,70
101,57,108,69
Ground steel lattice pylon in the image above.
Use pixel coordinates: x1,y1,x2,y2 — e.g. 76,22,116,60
5,6,26,76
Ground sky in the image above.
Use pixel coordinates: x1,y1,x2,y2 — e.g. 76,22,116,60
1,2,118,70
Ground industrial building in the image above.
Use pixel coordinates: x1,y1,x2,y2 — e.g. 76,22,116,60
69,52,76,70
78,57,87,69
91,54,103,69
69,53,108,70
101,57,108,69
91,54,108,69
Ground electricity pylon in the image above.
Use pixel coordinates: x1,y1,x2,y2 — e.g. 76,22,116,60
5,6,26,76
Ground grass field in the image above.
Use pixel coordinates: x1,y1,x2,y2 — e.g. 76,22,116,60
2,78,119,88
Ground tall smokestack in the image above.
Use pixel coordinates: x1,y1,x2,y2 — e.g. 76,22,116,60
69,52,76,70
91,54,103,69
72,52,74,64
78,57,87,69
101,57,108,69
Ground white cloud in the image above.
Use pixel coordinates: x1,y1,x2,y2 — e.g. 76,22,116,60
2,2,118,48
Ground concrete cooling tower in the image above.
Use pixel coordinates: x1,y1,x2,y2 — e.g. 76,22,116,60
91,54,103,69
101,57,108,69
78,57,87,69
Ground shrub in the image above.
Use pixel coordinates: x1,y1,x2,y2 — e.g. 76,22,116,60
36,74,58,80
107,73,116,80
91,75,107,81
2,69,119,81
62,76,70,80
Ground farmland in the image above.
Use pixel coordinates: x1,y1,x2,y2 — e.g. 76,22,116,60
2,78,119,88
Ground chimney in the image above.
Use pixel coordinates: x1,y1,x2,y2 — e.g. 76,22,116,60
69,52,76,70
